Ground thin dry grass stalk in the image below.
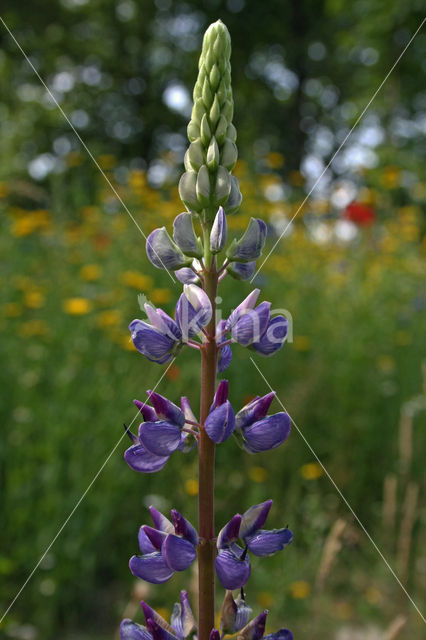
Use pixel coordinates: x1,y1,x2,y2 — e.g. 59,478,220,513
396,482,419,585
315,518,347,591
383,614,407,640
398,408,413,476
382,474,398,533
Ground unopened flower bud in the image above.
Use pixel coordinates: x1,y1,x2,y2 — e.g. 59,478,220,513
227,218,267,263
207,137,220,170
179,172,202,212
196,165,211,207
221,138,238,171
146,227,190,270
210,206,227,253
173,213,203,258
215,166,231,205
224,175,242,214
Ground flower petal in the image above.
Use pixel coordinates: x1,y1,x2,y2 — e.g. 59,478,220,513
227,261,256,281
205,400,235,443
215,548,251,590
227,218,267,263
239,500,272,539
146,227,189,270
211,379,229,408
217,514,242,549
173,212,203,258
133,399,158,422
246,528,293,556
243,413,291,453
175,267,199,284
171,510,198,546
251,316,288,357
231,302,271,347
129,552,174,584
162,534,197,572
147,391,185,427
138,526,157,554
146,619,179,640
210,206,227,253
141,601,175,633
129,320,176,363
120,619,152,640
142,525,168,551
124,444,169,474
236,611,268,640
149,506,174,533
139,421,182,457
225,289,260,331
218,344,232,372
235,392,275,431
264,630,293,640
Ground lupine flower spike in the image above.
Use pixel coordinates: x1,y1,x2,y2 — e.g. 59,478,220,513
121,19,294,640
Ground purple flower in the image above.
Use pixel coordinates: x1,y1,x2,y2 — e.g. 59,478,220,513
216,320,232,372
236,611,268,640
227,218,267,263
210,206,227,253
204,380,235,443
227,261,256,281
120,592,196,640
220,590,252,634
124,394,198,473
129,303,182,364
146,227,190,270
251,315,288,356
174,267,199,284
225,289,271,346
175,284,212,339
129,506,198,584
235,393,291,453
173,212,203,258
215,500,292,589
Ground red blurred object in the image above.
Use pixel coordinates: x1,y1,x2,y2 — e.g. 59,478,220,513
344,201,375,226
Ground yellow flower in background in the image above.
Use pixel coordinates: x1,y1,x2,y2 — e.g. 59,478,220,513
80,206,101,222
364,586,382,604
151,288,172,304
293,335,310,351
376,355,396,373
97,154,116,170
290,581,311,599
63,298,93,315
265,152,285,169
0,182,9,198
66,151,84,167
248,466,268,483
4,302,22,317
24,290,45,309
96,310,122,328
288,170,305,187
380,165,401,189
335,601,353,619
394,330,411,346
18,320,49,337
11,210,50,237
184,479,198,496
300,462,323,480
80,264,102,281
121,271,153,290
257,591,275,608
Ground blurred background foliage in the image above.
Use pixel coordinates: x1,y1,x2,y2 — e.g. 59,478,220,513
0,1,425,640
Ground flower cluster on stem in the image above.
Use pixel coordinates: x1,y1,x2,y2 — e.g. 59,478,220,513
121,20,293,640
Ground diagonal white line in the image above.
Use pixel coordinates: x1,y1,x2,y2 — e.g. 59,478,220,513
0,16,177,283
0,358,176,625
251,16,426,282
249,356,426,623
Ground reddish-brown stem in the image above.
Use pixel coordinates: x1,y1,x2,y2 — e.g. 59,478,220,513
198,254,218,640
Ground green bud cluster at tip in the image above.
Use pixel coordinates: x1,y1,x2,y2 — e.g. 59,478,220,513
179,20,242,221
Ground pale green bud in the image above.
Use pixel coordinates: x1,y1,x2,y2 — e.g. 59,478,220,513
196,165,211,206
215,115,228,145
187,139,204,171
215,166,231,205
179,171,202,212
224,175,243,214
200,114,212,147
207,137,220,171
221,138,238,171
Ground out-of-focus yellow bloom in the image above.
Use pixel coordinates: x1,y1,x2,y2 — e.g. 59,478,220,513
155,608,170,623
66,151,84,167
97,154,116,170
151,288,172,304
257,591,275,607
248,466,268,483
63,298,93,315
289,170,304,187
120,334,136,351
80,206,101,223
129,170,146,191
0,182,9,198
395,330,411,346
364,586,382,604
11,210,50,237
293,335,310,351
335,601,353,619
300,462,323,480
121,271,153,290
24,290,45,309
411,181,426,200
380,166,401,189
376,355,395,373
80,264,102,281
96,310,122,328
290,581,311,599
184,479,198,496
12,275,33,290
18,320,48,337
265,152,285,169
357,187,376,205
4,302,22,317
